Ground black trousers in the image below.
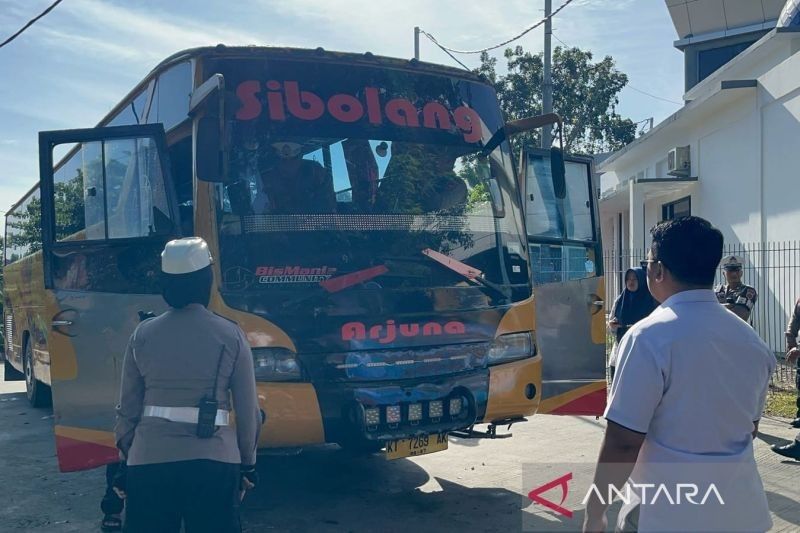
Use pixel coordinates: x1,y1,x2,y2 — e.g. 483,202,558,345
101,462,125,515
796,363,800,418
124,460,241,533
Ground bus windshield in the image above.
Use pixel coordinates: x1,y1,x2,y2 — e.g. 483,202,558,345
209,58,529,315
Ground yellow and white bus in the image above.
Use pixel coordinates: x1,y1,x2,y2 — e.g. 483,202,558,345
3,46,605,472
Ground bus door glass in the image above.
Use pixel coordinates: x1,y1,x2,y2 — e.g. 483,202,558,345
38,124,180,472
524,150,606,416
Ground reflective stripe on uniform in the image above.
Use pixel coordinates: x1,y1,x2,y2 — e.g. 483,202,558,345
143,405,230,426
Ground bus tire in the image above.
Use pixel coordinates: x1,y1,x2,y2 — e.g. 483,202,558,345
24,341,51,408
4,359,25,381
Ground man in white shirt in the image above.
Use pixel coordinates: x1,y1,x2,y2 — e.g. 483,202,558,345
583,217,775,533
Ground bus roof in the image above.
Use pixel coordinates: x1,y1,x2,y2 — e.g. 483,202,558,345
101,45,485,132
7,46,487,214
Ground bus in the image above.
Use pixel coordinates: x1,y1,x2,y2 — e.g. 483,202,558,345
3,46,605,472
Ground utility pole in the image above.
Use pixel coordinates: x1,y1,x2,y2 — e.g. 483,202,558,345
414,26,420,60
542,0,553,149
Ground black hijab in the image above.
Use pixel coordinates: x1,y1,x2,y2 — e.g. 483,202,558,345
612,267,658,342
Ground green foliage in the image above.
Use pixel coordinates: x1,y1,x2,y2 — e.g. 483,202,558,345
478,45,637,154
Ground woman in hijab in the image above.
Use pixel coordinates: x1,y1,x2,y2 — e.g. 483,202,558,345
607,267,658,380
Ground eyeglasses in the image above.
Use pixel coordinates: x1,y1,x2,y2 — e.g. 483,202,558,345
640,260,655,270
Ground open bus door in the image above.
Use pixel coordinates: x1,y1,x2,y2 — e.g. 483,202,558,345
522,149,607,416
38,124,181,471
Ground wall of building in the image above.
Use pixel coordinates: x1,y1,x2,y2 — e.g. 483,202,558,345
760,51,800,242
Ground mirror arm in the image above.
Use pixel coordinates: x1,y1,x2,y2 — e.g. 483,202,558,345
189,74,225,115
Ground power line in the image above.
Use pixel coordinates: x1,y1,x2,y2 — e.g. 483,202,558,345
428,42,471,71
626,85,682,105
0,0,65,49
419,0,576,55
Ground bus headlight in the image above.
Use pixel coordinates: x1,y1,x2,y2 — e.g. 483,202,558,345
487,332,535,365
252,347,302,381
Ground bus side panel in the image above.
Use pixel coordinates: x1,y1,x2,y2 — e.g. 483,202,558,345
4,254,49,381
535,275,607,416
47,290,167,472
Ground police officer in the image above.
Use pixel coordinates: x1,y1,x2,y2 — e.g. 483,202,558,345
771,296,800,460
113,237,261,532
715,255,757,322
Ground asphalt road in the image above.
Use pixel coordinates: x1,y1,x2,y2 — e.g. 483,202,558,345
1,368,798,532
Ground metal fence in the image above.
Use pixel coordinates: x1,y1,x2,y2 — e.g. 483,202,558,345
603,242,800,391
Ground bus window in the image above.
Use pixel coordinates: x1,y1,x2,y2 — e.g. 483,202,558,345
52,142,100,241
564,161,594,241
52,137,175,242
529,243,595,284
107,88,150,127
4,189,42,262
149,61,192,131
525,156,563,239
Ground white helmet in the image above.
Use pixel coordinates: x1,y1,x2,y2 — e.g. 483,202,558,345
161,237,213,275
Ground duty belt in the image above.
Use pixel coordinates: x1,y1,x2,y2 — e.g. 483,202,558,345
143,405,230,426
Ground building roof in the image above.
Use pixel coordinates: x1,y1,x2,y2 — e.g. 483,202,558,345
666,0,785,47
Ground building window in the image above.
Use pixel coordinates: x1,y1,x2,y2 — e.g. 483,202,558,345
662,196,691,221
697,41,756,83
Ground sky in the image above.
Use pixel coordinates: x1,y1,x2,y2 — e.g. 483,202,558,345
0,0,685,228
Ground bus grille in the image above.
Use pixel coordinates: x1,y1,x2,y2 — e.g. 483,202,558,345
309,342,490,382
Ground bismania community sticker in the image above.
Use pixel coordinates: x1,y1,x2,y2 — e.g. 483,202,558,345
256,265,338,284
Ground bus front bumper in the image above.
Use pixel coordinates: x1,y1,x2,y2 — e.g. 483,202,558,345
254,354,541,449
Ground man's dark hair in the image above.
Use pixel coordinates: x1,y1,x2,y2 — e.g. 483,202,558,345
161,265,213,308
649,216,723,286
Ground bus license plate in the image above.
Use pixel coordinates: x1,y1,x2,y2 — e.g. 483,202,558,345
386,432,448,460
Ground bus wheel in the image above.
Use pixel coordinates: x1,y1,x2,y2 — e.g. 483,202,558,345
24,342,51,408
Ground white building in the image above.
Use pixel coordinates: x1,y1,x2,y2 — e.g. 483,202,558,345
598,0,800,351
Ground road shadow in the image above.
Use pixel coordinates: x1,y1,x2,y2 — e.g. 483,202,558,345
766,490,800,527
242,445,601,533
757,431,794,447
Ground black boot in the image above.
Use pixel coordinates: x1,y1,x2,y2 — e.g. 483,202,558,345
790,418,800,429
771,440,800,460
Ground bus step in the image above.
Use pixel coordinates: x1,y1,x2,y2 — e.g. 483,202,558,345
450,418,527,440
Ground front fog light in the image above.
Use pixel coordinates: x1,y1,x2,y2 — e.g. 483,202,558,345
364,407,380,426
386,405,402,424
449,397,462,416
408,403,423,422
429,400,443,419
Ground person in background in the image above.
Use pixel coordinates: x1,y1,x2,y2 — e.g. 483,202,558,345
770,296,800,460
607,267,658,381
715,255,757,322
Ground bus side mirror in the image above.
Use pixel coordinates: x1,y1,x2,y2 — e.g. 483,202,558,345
191,74,229,183
550,146,566,199
196,117,226,183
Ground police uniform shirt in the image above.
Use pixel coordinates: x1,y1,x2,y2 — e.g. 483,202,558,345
115,304,261,467
606,290,775,532
715,283,758,313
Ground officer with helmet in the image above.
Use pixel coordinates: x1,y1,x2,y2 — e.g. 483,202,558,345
715,255,757,322
113,237,261,532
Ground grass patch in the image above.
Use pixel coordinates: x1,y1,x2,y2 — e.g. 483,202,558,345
765,389,797,419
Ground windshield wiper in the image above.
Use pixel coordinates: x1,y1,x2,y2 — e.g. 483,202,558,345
278,264,389,310
319,265,389,293
420,248,509,302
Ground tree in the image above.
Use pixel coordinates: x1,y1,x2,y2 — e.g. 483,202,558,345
478,45,636,154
